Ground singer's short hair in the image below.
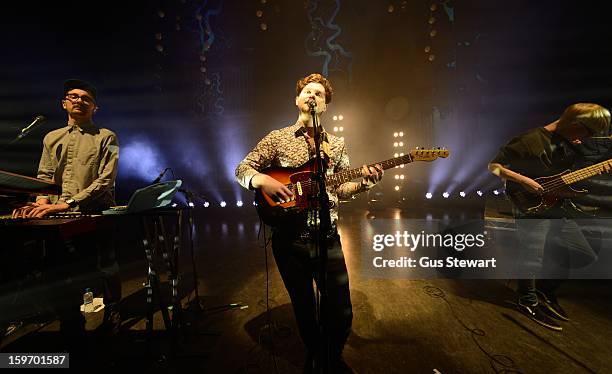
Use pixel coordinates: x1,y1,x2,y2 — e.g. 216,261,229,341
63,79,97,102
558,103,611,136
295,73,333,104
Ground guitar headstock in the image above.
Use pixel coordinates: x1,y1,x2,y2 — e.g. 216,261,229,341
409,147,450,161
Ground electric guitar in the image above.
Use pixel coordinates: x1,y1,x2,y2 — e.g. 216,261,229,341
254,148,450,225
505,158,612,215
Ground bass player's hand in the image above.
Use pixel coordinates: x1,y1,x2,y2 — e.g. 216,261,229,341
519,176,544,195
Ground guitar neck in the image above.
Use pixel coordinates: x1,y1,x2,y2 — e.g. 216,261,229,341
557,158,612,188
326,154,413,186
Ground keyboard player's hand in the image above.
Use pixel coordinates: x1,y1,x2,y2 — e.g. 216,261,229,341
12,202,40,219
26,202,70,218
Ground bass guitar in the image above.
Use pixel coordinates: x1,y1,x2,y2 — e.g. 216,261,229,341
505,158,612,215
254,148,450,225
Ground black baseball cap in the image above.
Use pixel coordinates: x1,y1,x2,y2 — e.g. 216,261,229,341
63,79,97,102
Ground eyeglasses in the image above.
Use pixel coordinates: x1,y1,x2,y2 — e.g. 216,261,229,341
65,93,95,105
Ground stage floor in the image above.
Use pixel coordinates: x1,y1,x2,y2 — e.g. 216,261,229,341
2,204,612,373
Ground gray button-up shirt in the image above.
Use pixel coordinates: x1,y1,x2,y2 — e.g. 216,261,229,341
37,122,119,212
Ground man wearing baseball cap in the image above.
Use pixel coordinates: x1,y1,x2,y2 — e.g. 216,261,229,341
13,79,118,217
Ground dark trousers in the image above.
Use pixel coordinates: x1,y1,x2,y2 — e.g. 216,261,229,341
271,228,353,359
515,217,598,305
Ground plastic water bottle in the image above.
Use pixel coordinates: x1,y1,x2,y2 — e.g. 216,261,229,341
83,288,94,313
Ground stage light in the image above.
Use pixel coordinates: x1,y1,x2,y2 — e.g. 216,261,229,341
236,200,243,207
338,126,344,132
220,201,227,207
493,190,500,195
476,190,483,197
393,142,398,147
430,30,438,38
394,186,400,191
399,131,404,137
333,126,339,132
188,202,195,207
338,115,344,121
428,54,435,61
333,115,338,121
256,10,263,17
400,175,405,180
425,192,433,199
253,201,257,206
399,152,404,156
400,164,405,168
399,141,404,147
459,191,466,198
428,17,436,24
203,201,210,207
394,153,399,158
260,23,268,31
395,175,399,180
171,203,178,207
442,192,450,198
394,132,399,137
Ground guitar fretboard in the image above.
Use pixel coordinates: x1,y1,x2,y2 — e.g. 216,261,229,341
326,154,414,186
559,158,612,187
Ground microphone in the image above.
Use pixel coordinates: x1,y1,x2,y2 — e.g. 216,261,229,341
152,167,170,184
17,115,46,140
307,98,317,110
179,188,195,202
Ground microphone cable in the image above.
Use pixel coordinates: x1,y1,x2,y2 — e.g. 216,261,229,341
422,284,523,374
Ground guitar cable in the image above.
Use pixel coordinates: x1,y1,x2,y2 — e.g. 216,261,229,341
244,218,279,374
262,221,280,373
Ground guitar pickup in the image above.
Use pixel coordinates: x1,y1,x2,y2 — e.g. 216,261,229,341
296,182,303,196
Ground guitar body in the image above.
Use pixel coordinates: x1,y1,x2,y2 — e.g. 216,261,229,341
506,170,589,215
253,148,451,226
255,161,320,226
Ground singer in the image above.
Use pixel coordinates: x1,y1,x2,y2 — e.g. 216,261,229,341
235,73,383,373
12,79,119,218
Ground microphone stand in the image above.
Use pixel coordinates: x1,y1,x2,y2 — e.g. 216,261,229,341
310,103,332,373
179,189,201,308
179,189,244,314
